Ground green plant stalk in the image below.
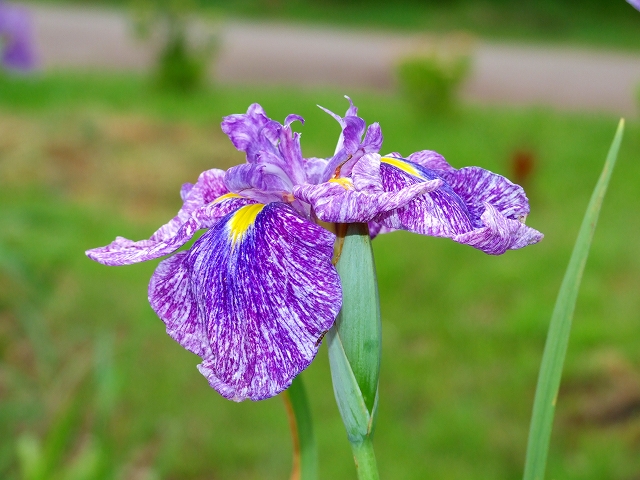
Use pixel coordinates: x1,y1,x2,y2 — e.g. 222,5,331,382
523,119,625,480
283,375,318,480
328,223,381,480
351,437,380,480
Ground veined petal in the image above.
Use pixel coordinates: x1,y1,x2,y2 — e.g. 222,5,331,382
86,195,253,266
375,157,474,237
293,175,440,224
152,169,228,243
222,105,307,187
362,123,383,155
407,150,455,173
438,166,530,225
453,203,543,255
184,202,341,401
149,252,205,356
368,221,395,239
303,156,329,185
221,103,271,163
319,97,383,182
224,161,293,202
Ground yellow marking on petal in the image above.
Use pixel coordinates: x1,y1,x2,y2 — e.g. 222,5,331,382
228,203,265,244
381,157,424,179
213,192,243,204
328,177,353,190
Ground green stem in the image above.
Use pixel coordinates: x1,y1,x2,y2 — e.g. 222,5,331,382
283,376,318,480
351,437,380,480
328,223,381,479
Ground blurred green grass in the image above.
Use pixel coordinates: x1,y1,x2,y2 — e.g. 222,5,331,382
1,73,640,479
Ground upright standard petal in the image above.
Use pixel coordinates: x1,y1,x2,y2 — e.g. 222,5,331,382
221,103,271,163
319,97,383,182
221,105,308,186
182,202,341,401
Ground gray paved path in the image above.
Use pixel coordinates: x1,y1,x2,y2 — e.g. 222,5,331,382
29,4,640,117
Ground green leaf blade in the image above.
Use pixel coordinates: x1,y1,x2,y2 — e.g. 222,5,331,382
523,119,625,480
284,376,318,480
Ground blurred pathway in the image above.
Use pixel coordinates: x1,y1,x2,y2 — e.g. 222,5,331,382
30,4,640,116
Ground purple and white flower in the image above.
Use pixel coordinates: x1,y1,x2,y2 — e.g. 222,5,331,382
87,98,542,401
628,0,640,12
0,1,36,71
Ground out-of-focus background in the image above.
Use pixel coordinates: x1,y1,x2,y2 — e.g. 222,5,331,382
1,1,640,479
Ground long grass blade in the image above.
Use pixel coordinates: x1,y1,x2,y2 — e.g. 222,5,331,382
283,375,318,480
523,119,625,480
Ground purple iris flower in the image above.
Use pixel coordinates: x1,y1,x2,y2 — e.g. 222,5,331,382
628,0,640,11
87,98,542,401
0,1,36,71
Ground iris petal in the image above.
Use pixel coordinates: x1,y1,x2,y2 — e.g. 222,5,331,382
375,157,474,237
437,166,530,225
222,104,309,186
149,252,205,356
319,97,384,182
184,202,341,401
152,169,228,243
453,203,543,255
406,150,455,173
373,156,543,253
86,195,253,266
294,154,441,223
221,103,271,163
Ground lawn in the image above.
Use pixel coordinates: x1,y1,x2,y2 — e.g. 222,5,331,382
1,73,640,479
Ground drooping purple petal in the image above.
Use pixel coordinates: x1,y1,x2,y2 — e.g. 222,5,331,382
368,221,396,239
627,0,640,12
295,178,439,224
0,2,36,71
86,195,253,266
373,156,542,253
152,169,228,243
374,157,475,237
452,203,543,255
439,166,530,225
406,150,455,173
149,251,205,356
181,202,340,401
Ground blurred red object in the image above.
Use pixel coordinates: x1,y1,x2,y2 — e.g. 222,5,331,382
510,149,536,187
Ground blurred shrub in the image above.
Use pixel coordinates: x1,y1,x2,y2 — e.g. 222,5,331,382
132,0,216,93
396,53,471,116
154,20,209,93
